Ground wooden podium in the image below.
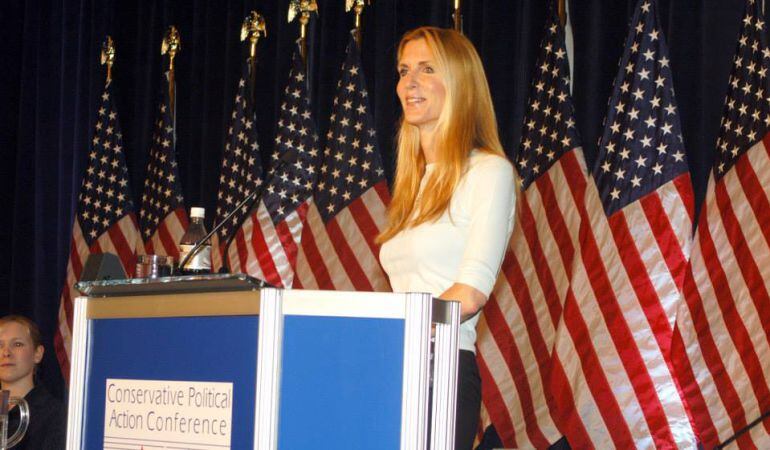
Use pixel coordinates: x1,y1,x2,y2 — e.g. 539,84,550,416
65,275,460,450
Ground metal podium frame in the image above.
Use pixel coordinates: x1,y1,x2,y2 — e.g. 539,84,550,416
65,275,460,450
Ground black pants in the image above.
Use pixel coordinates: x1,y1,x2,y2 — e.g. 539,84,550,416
455,349,481,450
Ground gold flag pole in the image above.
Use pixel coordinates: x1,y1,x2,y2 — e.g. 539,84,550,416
558,0,566,27
161,25,181,116
346,0,370,48
241,11,267,74
288,0,318,64
241,11,267,106
100,36,116,84
452,0,462,33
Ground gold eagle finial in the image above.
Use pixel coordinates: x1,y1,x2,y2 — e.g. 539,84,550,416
241,11,267,42
345,0,370,12
288,0,318,24
161,25,181,57
101,36,116,82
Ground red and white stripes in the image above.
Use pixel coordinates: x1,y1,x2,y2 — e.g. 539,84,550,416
551,173,696,449
138,207,187,261
294,182,390,292
476,149,587,448
54,215,139,382
227,200,309,288
673,136,770,449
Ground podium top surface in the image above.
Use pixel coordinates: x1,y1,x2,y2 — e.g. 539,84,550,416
76,273,266,298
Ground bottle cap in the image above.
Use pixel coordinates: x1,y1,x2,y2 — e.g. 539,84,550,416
190,207,205,219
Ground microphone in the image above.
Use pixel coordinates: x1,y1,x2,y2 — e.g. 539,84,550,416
177,185,263,274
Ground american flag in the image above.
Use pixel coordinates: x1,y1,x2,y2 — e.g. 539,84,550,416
672,0,770,447
293,35,390,292
548,0,698,447
475,9,585,448
138,72,188,260
211,67,263,273
227,48,319,287
54,81,140,380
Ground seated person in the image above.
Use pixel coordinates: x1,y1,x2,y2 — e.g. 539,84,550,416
0,315,65,449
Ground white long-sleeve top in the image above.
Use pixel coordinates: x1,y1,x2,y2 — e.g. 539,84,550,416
380,151,516,352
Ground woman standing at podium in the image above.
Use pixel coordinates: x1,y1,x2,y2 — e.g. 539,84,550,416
379,26,516,450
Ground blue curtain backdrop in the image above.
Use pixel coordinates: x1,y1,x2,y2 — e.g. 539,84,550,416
0,0,752,433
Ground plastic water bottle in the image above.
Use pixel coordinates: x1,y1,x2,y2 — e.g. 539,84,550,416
179,207,211,274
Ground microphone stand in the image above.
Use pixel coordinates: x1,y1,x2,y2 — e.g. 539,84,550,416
177,186,262,274
716,409,770,448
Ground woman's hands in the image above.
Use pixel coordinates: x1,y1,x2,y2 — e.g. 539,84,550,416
439,282,488,321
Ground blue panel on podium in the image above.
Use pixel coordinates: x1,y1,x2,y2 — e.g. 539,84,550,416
278,315,405,449
82,316,258,449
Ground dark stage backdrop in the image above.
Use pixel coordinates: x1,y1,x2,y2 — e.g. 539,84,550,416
0,0,755,412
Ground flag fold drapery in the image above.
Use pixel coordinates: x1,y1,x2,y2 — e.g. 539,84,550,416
672,0,770,447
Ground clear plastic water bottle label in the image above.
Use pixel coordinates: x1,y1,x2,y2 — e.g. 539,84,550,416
180,244,211,271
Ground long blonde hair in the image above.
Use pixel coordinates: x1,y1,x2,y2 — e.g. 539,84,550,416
378,27,504,243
